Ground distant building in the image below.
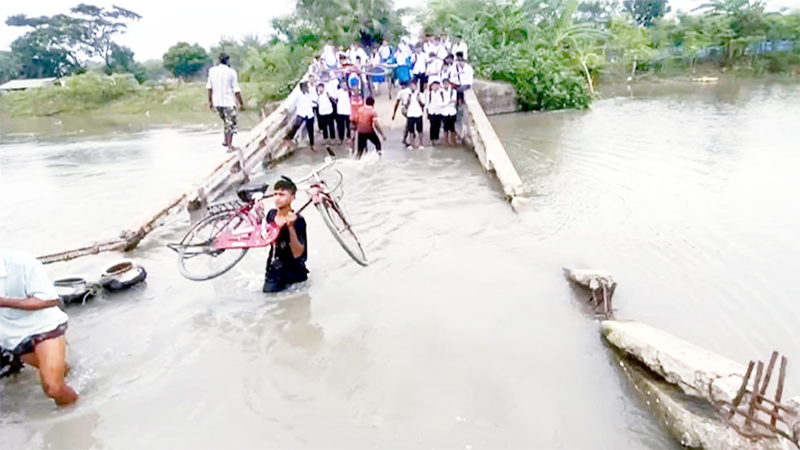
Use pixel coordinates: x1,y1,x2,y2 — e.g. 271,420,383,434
0,77,59,92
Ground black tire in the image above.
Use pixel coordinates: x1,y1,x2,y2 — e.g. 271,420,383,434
102,267,147,292
315,197,368,266
177,211,249,281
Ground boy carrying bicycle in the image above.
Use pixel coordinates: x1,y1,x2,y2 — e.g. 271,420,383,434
263,177,308,293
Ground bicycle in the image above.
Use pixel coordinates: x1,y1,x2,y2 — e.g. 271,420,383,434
168,156,368,281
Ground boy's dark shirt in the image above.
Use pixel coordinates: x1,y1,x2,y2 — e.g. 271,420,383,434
265,209,308,281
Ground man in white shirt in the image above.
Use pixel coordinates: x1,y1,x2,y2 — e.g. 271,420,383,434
0,249,78,406
425,52,443,86
207,53,245,153
284,82,317,152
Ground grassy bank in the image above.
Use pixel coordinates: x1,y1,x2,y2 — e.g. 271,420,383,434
0,73,278,139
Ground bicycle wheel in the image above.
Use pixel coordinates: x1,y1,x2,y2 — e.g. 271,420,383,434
177,211,249,281
315,197,369,266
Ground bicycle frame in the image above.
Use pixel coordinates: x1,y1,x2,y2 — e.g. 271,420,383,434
213,157,337,250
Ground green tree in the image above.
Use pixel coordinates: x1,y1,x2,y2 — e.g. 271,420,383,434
162,42,210,78
5,13,85,77
0,51,22,83
69,4,141,73
622,0,671,27
272,0,407,47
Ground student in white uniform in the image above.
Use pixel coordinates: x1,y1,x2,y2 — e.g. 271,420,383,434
284,82,317,152
392,82,413,146
316,83,336,144
403,82,426,149
453,37,469,61
440,79,458,146
412,47,427,91
426,80,445,146
335,79,352,145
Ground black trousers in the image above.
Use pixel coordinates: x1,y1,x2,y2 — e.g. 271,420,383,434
319,113,335,139
286,116,315,146
357,132,382,158
429,114,442,142
336,115,351,140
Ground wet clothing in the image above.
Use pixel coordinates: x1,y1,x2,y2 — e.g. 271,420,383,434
263,209,308,293
0,250,67,353
357,132,382,158
355,106,378,134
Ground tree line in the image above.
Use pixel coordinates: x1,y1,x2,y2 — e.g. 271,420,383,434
422,0,800,110
2,0,799,113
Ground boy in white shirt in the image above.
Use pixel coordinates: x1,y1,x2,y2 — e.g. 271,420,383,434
316,83,336,145
403,82,426,149
335,79,352,145
440,79,458,146
412,48,427,91
426,81,445,146
284,82,317,152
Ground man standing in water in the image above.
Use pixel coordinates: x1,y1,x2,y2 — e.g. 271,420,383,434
0,249,78,406
262,177,308,293
354,97,386,158
207,53,245,152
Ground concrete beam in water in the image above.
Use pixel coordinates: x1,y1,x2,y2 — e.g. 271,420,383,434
462,89,525,204
602,319,800,449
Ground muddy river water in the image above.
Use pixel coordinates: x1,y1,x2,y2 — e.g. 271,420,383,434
1,81,799,449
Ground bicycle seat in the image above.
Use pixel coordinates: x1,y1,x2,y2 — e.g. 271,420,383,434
236,183,269,202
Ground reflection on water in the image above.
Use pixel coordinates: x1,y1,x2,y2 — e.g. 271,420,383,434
3,82,798,448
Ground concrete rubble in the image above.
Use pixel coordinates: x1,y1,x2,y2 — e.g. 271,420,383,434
602,319,800,450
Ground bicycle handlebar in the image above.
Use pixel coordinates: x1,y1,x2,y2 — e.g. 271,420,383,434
295,156,335,184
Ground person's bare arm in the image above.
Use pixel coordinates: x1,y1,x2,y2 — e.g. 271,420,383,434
284,212,305,258
208,89,214,110
235,92,245,111
392,99,400,120
0,297,59,311
373,118,385,140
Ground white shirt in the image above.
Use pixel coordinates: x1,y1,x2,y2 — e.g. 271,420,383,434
379,45,392,60
440,87,457,116
0,250,68,351
325,79,339,96
396,87,411,105
453,62,474,87
336,88,351,116
206,64,241,108
437,45,449,60
406,91,425,118
350,47,369,66
427,89,445,115
413,56,426,75
317,90,334,115
453,42,468,60
426,57,442,76
295,92,315,119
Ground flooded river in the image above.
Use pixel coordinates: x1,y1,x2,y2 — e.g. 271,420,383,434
1,81,799,449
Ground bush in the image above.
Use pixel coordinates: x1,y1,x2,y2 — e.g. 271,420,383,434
1,72,141,116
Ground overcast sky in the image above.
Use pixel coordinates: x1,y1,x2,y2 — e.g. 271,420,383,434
2,0,799,61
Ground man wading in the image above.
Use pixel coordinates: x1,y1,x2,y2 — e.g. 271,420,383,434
0,250,78,406
207,53,245,152
262,177,308,293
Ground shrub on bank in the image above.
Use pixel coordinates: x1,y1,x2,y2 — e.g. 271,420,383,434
1,73,141,116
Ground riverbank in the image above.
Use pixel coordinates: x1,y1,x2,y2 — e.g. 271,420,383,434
0,82,268,141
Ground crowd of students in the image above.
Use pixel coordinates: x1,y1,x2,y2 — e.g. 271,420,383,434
284,34,475,157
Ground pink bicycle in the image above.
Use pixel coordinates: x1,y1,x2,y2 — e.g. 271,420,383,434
169,157,368,281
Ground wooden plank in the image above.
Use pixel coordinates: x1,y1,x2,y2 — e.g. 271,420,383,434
38,84,301,264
